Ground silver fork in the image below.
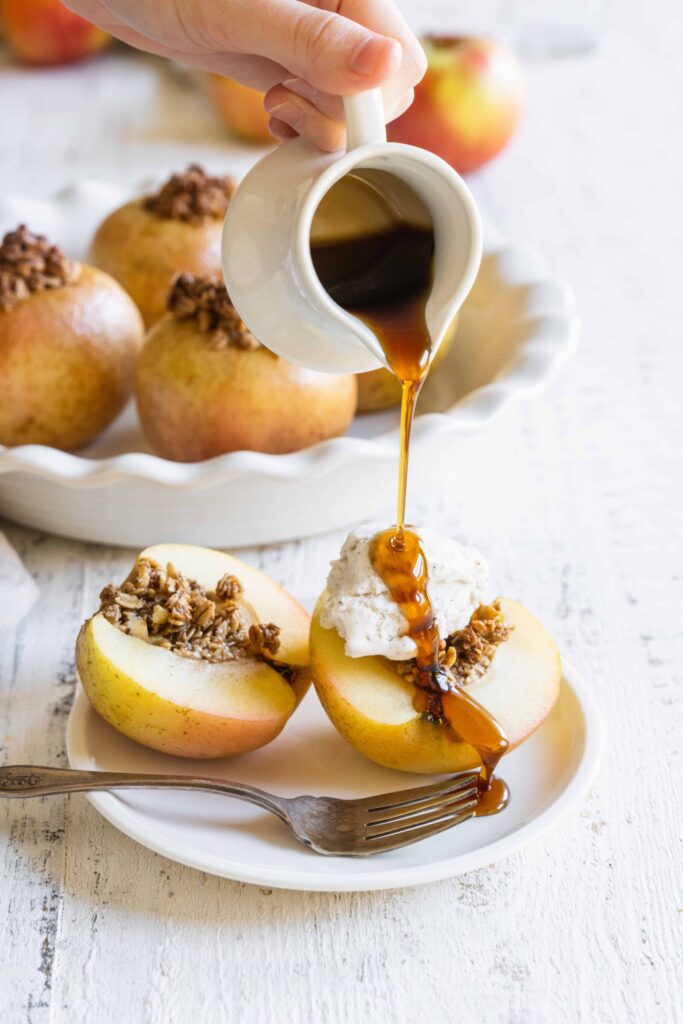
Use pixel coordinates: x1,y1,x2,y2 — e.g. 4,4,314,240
0,764,482,856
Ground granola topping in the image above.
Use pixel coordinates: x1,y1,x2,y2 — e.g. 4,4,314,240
0,225,80,312
143,164,235,224
99,557,281,663
167,273,260,350
396,601,512,696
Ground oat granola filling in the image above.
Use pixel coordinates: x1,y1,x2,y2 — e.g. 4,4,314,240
396,601,512,694
0,225,80,312
143,164,235,224
167,273,260,351
99,558,281,663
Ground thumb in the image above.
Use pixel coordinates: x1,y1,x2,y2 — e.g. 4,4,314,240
235,0,401,95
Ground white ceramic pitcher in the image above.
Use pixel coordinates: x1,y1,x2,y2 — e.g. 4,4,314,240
222,89,482,374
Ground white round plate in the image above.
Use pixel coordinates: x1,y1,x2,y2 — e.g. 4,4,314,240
0,179,578,547
66,658,602,893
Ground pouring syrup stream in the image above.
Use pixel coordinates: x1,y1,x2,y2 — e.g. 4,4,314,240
310,177,509,811
361,286,509,813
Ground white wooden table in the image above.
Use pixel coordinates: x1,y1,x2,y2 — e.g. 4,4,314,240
1,2,681,1020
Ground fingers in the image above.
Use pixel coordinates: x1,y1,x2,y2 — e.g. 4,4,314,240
257,1,425,149
277,79,346,122
268,116,299,141
69,0,425,97
278,77,413,122
68,0,426,98
234,0,402,96
263,78,414,150
65,0,426,152
265,87,346,151
195,52,290,91
332,0,427,90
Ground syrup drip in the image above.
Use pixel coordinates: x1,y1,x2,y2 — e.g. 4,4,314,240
354,285,431,535
369,527,439,684
364,282,510,810
311,184,509,810
370,527,509,815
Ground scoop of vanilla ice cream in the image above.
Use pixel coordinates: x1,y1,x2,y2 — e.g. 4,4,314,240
320,524,489,660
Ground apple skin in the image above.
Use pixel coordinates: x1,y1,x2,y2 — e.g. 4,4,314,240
76,544,312,759
0,0,110,66
208,75,272,144
136,316,358,460
310,596,561,774
388,37,525,174
0,265,144,450
77,616,310,759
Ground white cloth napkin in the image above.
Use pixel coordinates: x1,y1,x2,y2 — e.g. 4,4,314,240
0,531,39,631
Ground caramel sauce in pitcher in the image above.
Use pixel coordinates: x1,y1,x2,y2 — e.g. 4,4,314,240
311,172,508,812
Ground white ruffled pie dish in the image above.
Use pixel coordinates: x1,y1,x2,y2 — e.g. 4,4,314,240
0,179,578,547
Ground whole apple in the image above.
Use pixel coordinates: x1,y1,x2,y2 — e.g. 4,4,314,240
0,0,110,66
208,74,272,144
388,37,525,173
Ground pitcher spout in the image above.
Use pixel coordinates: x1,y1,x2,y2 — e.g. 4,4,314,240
222,90,482,375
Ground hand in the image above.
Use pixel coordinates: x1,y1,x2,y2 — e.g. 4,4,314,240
65,0,426,150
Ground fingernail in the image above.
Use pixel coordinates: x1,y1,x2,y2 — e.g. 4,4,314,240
349,36,397,76
268,116,298,141
283,78,317,104
267,100,304,131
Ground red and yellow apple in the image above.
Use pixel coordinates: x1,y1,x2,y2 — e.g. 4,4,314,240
388,37,525,174
0,0,110,66
76,544,312,759
310,597,560,774
208,75,272,144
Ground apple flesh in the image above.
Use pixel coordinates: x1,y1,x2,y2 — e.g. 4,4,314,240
310,597,561,774
388,37,525,174
0,264,144,450
208,75,272,144
76,544,311,758
136,316,358,460
1,0,110,66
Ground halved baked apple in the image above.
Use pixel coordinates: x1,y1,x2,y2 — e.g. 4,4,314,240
310,596,561,774
76,543,311,758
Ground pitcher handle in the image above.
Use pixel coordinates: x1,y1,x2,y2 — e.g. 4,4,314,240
343,89,387,150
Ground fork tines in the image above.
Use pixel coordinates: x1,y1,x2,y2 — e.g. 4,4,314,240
362,770,481,846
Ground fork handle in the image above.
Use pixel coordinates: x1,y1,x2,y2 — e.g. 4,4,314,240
0,764,290,822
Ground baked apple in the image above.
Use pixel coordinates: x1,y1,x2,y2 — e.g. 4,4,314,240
88,165,234,328
136,274,358,461
311,596,561,774
0,225,144,450
76,543,311,758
